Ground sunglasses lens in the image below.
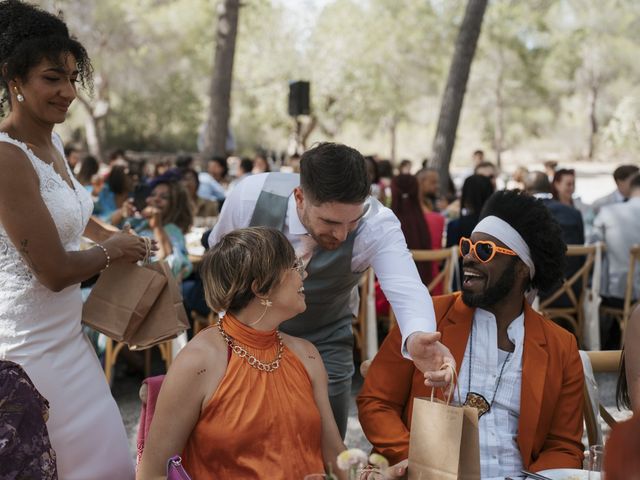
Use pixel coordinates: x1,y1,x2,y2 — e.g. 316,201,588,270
460,239,471,256
475,242,494,262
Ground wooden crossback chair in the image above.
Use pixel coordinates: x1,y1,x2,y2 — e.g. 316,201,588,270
353,268,374,362
582,350,621,447
388,247,459,329
538,244,597,346
103,338,172,386
600,244,640,347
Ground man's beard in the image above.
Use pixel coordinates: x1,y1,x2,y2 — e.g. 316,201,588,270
462,262,517,309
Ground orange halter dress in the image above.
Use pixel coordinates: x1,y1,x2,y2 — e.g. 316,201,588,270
181,314,325,479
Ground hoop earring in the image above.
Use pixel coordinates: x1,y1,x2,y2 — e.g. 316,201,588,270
248,298,272,327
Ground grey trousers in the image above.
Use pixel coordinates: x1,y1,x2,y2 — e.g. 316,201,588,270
328,376,352,440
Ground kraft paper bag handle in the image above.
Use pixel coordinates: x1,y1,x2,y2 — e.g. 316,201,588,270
429,362,461,405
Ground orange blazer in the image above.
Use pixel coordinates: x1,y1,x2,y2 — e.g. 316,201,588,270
357,293,584,471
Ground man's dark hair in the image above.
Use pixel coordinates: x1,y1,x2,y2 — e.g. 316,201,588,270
480,190,567,292
107,165,130,195
524,171,552,194
613,164,640,182
300,142,369,204
474,161,496,174
461,174,494,214
64,144,78,158
239,158,253,175
0,0,93,114
208,156,228,178
175,155,193,169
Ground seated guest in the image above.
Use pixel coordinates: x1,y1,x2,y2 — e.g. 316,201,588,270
591,174,640,346
526,171,584,308
391,174,433,287
0,360,57,479
179,167,219,220
617,304,640,413
137,227,346,480
592,164,640,214
198,155,228,203
93,165,135,224
358,190,584,478
125,178,193,281
474,160,498,190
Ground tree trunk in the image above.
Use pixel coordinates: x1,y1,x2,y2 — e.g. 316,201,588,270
204,0,240,158
76,94,106,163
431,0,488,192
494,51,505,168
390,116,397,164
588,83,598,160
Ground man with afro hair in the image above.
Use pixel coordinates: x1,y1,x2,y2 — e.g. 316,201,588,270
358,190,584,479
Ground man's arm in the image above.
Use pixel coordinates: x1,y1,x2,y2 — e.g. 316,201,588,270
529,335,584,471
361,204,454,385
356,326,415,466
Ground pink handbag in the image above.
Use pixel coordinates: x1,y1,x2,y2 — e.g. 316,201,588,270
166,455,191,480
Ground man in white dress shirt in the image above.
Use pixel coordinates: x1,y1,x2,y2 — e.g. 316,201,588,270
591,164,639,214
358,190,584,479
208,142,454,438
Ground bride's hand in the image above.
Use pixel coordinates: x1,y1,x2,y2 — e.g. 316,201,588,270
102,231,157,263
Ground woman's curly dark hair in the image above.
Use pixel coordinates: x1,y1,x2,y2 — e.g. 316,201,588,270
0,0,93,114
479,189,567,292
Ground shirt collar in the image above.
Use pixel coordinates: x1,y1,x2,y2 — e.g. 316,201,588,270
287,194,308,235
614,189,626,203
474,308,526,346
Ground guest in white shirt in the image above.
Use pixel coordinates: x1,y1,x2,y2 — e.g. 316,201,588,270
208,142,454,438
198,156,228,203
591,164,639,214
358,190,584,479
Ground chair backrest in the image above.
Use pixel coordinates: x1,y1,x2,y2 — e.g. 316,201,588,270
538,244,597,341
581,350,621,447
621,245,640,342
411,247,458,295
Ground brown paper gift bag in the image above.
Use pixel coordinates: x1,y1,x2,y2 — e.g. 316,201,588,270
82,262,167,342
408,367,480,480
127,261,190,350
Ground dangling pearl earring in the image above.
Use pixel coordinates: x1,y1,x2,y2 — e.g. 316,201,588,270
14,88,24,103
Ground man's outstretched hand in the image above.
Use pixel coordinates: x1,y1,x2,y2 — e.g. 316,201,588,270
406,332,456,388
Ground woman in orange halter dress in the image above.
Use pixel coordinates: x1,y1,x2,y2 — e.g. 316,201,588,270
137,227,347,480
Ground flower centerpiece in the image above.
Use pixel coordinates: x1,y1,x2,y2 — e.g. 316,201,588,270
335,449,389,480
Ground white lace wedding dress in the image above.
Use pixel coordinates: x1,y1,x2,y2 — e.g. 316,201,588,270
0,132,134,479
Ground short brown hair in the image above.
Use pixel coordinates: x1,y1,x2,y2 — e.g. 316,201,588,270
201,227,295,313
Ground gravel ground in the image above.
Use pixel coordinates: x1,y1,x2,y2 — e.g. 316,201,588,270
114,356,630,460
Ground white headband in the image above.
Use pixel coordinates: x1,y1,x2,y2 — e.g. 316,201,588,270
472,215,535,280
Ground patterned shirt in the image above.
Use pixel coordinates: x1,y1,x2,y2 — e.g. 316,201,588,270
457,308,525,480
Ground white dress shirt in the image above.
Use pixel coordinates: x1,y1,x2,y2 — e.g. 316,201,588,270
208,173,436,351
456,308,525,480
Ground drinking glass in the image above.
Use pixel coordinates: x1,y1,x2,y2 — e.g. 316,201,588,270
588,444,604,479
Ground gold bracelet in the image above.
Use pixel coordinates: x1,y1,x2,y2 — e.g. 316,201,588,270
95,243,111,272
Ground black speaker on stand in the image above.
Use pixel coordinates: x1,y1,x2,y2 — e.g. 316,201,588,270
288,81,311,117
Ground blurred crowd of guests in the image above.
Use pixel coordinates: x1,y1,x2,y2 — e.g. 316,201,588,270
65,144,639,349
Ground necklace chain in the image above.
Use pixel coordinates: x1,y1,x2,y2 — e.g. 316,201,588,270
216,320,284,373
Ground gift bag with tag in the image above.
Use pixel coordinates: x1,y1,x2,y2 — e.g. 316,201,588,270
82,262,167,342
408,367,480,480
128,261,190,350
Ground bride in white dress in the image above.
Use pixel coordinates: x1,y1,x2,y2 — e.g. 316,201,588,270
0,2,153,478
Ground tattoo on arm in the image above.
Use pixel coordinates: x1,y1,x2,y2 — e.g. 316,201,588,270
308,355,316,360
196,369,207,375
20,239,40,273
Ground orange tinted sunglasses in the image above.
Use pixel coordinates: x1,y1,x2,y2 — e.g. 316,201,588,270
459,237,517,263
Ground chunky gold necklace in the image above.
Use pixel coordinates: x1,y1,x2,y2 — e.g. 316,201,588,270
216,320,284,373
